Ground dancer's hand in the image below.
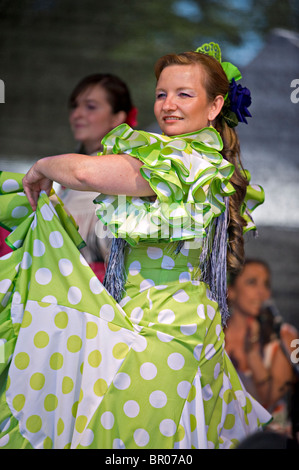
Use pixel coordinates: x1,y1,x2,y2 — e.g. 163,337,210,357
22,163,53,211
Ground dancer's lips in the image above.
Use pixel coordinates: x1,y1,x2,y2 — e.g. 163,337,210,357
163,116,183,122
73,123,86,128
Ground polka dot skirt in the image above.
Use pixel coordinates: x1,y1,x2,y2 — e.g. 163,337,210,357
0,174,271,449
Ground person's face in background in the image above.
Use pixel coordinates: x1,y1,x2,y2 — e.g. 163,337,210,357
69,84,125,154
154,63,223,136
228,263,271,317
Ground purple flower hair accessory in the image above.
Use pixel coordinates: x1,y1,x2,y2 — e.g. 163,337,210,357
229,78,252,124
195,42,253,128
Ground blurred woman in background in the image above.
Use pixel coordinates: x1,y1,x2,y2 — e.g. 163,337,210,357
58,73,137,277
225,258,299,438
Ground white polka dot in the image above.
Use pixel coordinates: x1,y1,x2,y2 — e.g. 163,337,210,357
42,295,57,304
205,344,216,360
235,390,246,407
58,258,73,276
20,252,31,270
40,204,54,221
12,206,28,219
100,411,114,430
140,279,155,293
0,417,11,433
80,254,89,266
197,304,205,319
202,384,213,401
80,429,94,447
154,285,168,290
131,335,147,353
134,428,149,447
0,252,13,260
30,217,37,230
123,400,140,418
214,362,221,379
128,260,141,276
113,438,126,449
49,231,64,248
113,373,131,390
2,179,19,192
35,267,52,285
216,324,222,340
89,276,103,294
157,331,174,343
140,362,157,380
13,240,22,249
158,309,175,324
207,305,216,320
100,304,115,322
219,373,231,398
193,344,202,361
179,272,191,283
147,247,163,259
172,289,189,303
130,307,143,324
167,352,185,370
0,279,12,294
68,286,82,305
0,434,9,447
119,296,131,307
12,291,21,304
177,381,191,399
149,390,167,408
159,419,177,437
33,239,45,257
161,255,175,270
181,246,190,256
180,324,197,336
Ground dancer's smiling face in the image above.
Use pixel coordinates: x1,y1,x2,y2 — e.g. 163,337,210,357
154,63,223,136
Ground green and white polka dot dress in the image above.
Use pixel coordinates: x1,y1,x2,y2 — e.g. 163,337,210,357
0,125,271,449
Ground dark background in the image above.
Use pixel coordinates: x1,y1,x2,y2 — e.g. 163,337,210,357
0,0,298,328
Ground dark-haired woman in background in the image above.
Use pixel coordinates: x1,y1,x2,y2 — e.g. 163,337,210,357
58,74,137,275
225,258,299,438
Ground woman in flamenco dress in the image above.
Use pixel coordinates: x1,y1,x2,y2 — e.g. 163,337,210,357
0,42,271,449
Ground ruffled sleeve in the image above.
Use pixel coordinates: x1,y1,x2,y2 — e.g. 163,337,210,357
94,124,235,246
94,124,263,245
241,169,265,233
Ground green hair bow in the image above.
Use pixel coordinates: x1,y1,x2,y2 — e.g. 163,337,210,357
195,42,242,83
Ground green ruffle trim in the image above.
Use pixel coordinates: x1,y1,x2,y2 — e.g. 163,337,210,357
94,124,264,246
241,169,265,233
94,124,232,245
0,171,85,251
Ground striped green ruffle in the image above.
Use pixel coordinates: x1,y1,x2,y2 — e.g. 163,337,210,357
94,124,264,246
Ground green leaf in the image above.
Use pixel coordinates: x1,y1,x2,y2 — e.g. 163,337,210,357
221,62,242,82
222,110,238,128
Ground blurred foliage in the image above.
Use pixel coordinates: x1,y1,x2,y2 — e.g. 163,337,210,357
0,0,298,155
